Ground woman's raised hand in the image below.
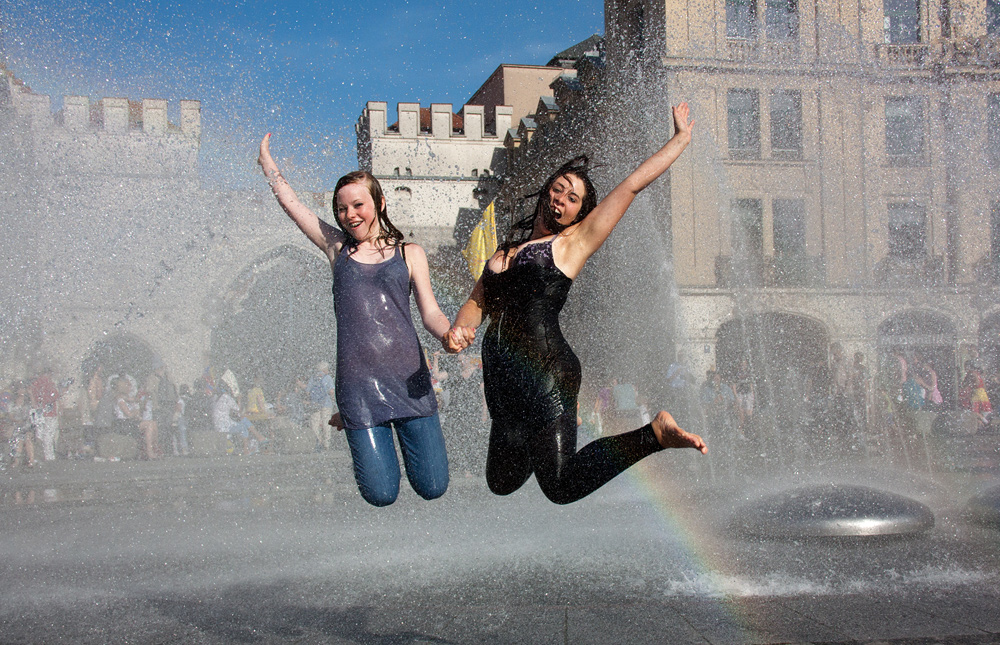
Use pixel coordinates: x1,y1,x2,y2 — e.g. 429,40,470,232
258,133,282,181
672,102,694,139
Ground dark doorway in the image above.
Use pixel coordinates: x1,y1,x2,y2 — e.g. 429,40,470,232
877,310,956,407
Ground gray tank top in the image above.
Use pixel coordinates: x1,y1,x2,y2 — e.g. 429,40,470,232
333,244,436,430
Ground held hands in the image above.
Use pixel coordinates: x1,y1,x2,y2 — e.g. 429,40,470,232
442,326,476,353
672,102,694,139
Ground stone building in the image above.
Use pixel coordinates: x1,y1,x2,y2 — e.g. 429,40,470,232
0,66,335,392
354,36,605,260
602,0,1000,402
355,101,512,255
489,0,1000,409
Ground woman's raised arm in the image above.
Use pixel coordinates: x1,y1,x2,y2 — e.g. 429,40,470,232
258,133,343,254
563,103,694,269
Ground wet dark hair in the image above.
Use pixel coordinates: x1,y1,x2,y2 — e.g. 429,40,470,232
501,155,599,252
333,171,405,251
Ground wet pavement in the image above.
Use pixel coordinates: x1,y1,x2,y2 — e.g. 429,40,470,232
1,450,999,644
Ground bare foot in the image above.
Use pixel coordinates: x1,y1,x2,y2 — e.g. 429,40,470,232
651,411,707,454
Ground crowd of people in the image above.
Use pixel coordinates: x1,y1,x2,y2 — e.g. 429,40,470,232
1,343,996,478
572,344,998,472
0,351,492,472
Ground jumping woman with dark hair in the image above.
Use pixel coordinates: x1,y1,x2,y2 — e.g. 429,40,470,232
445,103,706,505
258,134,451,507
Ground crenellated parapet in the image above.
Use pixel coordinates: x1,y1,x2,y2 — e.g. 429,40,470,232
359,101,513,140
2,73,201,178
4,75,201,139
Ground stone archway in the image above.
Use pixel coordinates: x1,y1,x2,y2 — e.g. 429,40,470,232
82,332,158,385
877,310,957,407
978,310,1000,375
716,312,830,412
209,245,336,394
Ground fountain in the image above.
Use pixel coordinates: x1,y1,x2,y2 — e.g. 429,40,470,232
1,1,999,641
474,2,1000,547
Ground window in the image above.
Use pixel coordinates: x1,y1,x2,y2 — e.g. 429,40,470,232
884,0,920,43
771,90,802,157
766,0,798,40
989,94,1000,165
989,0,1000,36
728,89,761,158
885,97,924,162
773,199,806,257
732,199,764,257
939,0,951,37
887,203,926,259
727,0,757,39
625,3,646,58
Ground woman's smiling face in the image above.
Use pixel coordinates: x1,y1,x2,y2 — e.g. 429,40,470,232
335,182,383,242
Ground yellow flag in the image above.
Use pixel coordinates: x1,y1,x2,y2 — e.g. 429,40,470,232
461,201,498,280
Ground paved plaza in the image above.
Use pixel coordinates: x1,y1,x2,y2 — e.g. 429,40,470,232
1,449,999,644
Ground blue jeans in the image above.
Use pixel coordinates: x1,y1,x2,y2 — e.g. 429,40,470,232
345,414,449,507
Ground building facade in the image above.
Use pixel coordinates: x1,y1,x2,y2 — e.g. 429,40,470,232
0,67,334,393
596,0,1000,400
355,101,512,254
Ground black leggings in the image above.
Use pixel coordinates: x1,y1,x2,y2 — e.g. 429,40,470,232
486,411,663,505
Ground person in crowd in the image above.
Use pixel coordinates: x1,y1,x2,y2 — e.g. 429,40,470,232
79,362,103,427
591,380,613,436
306,362,336,452
145,359,176,458
960,362,992,426
137,388,163,460
733,358,755,440
985,368,1000,420
444,102,705,505
665,350,696,427
901,354,925,412
188,368,217,433
919,357,943,411
259,133,452,507
276,374,308,431
111,376,158,460
173,384,190,456
244,374,276,445
212,370,267,455
29,367,64,461
6,381,35,468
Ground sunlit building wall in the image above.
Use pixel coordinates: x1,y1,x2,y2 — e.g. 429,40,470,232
599,0,1000,392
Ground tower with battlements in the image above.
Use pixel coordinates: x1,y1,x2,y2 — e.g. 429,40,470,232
356,101,512,253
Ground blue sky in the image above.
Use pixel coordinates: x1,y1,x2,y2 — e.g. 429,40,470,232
1,0,604,189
